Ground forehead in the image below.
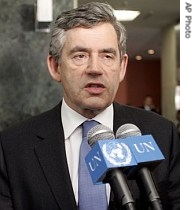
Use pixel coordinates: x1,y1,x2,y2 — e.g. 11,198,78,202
64,23,119,50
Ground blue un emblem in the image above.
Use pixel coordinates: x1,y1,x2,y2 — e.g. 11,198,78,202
102,142,132,166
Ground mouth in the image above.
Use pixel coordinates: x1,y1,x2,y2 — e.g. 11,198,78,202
86,83,105,88
85,83,105,94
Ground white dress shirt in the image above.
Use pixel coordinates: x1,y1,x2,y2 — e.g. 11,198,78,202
61,98,113,204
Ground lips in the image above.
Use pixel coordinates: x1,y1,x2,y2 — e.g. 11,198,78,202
85,83,105,94
86,83,105,88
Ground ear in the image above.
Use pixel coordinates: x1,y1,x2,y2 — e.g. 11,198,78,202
119,54,128,82
47,55,61,82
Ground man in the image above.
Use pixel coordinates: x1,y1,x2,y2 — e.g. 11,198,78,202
0,2,180,210
140,95,158,113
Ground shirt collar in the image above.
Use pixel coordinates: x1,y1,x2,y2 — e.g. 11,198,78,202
61,98,114,139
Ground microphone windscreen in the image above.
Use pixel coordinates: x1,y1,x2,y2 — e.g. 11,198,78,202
87,124,115,147
116,123,142,139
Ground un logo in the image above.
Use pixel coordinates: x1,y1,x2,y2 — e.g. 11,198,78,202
102,142,132,166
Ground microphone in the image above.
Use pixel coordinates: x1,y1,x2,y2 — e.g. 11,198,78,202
86,124,136,210
116,124,164,210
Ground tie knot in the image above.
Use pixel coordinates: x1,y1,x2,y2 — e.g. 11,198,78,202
82,120,99,139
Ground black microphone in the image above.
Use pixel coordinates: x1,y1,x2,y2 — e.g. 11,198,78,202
87,124,136,210
116,124,164,210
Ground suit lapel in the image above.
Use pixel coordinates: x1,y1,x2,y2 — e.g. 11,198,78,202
34,103,77,210
113,102,140,133
113,102,128,133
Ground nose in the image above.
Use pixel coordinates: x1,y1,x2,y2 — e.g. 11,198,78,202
86,55,102,75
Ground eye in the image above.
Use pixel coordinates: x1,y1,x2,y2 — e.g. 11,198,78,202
72,53,89,65
73,54,87,60
102,52,115,60
100,53,115,66
104,54,113,59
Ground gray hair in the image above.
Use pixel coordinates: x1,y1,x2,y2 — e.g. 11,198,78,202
49,2,127,62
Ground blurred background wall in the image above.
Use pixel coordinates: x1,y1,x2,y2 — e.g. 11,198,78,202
0,0,73,130
115,60,161,109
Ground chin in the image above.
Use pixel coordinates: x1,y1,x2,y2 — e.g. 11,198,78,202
83,96,111,109
88,101,111,111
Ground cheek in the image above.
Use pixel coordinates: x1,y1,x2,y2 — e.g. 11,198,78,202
61,73,77,88
61,70,83,95
113,70,123,84
59,62,75,81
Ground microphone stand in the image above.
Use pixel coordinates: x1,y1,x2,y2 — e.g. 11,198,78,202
136,167,163,210
106,169,136,210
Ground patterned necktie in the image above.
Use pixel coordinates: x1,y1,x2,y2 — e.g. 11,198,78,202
78,120,108,210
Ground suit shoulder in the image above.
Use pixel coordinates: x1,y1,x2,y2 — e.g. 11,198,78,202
0,102,62,139
113,102,174,132
114,102,164,120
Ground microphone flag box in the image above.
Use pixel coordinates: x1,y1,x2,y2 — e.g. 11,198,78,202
125,134,165,164
85,139,137,184
122,134,165,179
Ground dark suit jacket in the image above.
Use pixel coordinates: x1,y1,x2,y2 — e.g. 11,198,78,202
0,102,180,210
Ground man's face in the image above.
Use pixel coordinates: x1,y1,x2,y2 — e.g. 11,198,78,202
49,23,128,118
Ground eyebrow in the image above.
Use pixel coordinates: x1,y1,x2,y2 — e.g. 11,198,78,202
100,48,117,55
69,46,117,55
69,46,89,54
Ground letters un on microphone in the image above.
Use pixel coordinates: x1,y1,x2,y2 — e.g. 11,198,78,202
85,135,165,184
